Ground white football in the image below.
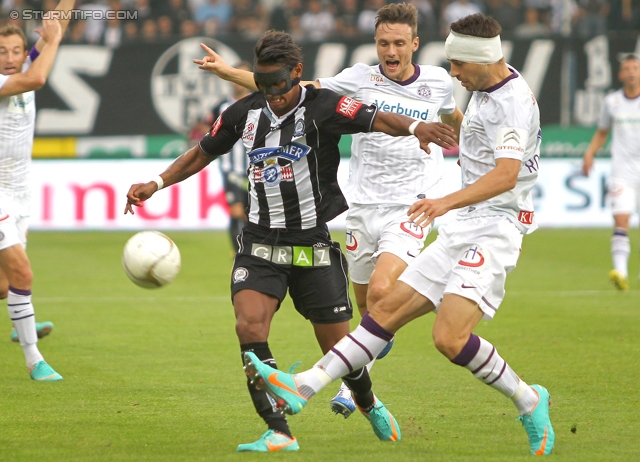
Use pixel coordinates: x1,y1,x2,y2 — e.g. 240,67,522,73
122,231,181,288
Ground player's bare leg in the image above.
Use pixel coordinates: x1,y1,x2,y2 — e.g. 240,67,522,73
435,294,554,455
234,290,299,452
0,245,61,380
331,253,407,417
610,213,631,290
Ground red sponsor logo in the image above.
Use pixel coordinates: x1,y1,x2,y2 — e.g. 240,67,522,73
345,230,358,251
336,96,362,119
210,115,223,137
400,222,424,239
518,210,534,225
458,246,485,267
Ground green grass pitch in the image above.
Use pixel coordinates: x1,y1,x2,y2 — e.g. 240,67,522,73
0,229,638,461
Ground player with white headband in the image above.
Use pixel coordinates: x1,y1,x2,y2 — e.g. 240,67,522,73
241,14,556,457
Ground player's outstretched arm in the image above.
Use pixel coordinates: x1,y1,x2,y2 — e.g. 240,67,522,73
124,145,216,215
582,128,609,176
371,112,457,154
35,0,75,52
193,44,319,90
408,157,521,228
0,15,62,97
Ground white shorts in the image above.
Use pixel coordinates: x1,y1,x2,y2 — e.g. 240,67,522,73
0,191,30,251
608,179,640,216
398,216,523,320
345,204,432,284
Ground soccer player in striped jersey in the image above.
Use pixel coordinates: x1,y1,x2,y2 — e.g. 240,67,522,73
125,30,456,452
0,1,74,381
582,54,640,291
242,15,556,456
195,2,465,418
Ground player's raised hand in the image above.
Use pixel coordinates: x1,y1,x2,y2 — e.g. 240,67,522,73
35,12,63,44
414,122,457,155
407,197,451,228
124,182,158,215
194,43,233,77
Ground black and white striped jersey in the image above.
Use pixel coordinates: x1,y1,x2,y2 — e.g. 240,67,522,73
210,98,248,179
199,85,378,230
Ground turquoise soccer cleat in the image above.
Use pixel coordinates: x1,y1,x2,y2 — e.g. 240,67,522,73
11,321,54,343
236,430,299,452
29,360,63,381
517,384,555,456
358,396,401,442
243,352,308,415
330,386,356,418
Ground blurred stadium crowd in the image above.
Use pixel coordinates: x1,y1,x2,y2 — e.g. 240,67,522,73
1,0,638,47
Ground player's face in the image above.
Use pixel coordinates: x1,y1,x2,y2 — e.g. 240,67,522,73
255,62,303,116
448,60,492,92
375,23,419,82
0,34,28,76
619,59,640,90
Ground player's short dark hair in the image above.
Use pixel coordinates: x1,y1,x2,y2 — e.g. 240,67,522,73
375,3,418,38
0,24,28,51
254,30,303,68
620,54,640,66
450,13,502,38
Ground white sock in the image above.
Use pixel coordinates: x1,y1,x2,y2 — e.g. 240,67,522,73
452,334,536,414
611,230,630,277
8,288,43,368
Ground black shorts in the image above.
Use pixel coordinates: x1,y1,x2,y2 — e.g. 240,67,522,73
222,173,249,208
231,223,353,324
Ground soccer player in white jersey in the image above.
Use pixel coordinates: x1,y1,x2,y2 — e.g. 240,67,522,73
0,0,74,381
243,14,556,456
582,54,640,291
194,2,464,417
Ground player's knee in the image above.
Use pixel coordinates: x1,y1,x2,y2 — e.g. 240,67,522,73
366,279,394,307
235,315,268,342
8,265,33,289
432,328,465,360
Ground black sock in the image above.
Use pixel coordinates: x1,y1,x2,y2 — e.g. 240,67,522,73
342,367,375,411
240,342,292,438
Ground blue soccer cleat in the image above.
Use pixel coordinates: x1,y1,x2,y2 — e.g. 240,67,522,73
29,360,63,382
330,385,356,418
358,396,401,442
236,430,299,452
376,338,395,359
11,321,54,343
243,352,308,415
517,384,555,456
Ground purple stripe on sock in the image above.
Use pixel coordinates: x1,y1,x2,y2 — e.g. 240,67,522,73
330,347,354,373
473,347,495,375
451,334,481,366
9,286,31,296
347,334,374,361
11,313,34,321
487,362,507,385
361,312,394,341
613,229,628,237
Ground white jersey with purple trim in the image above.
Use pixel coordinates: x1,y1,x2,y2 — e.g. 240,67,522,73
318,63,456,205
598,89,640,183
457,68,540,234
0,56,36,193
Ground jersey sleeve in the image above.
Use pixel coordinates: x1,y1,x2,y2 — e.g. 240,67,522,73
490,92,536,161
0,73,9,91
437,68,456,115
320,89,377,135
317,63,369,98
198,101,243,156
597,94,613,130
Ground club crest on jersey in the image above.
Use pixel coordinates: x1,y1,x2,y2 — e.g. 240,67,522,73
456,246,486,275
417,84,431,99
293,118,305,138
233,267,249,283
345,230,358,251
400,222,424,239
336,96,362,119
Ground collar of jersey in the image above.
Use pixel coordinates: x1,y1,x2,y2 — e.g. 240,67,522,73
263,85,307,125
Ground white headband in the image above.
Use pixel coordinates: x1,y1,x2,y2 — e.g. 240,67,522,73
445,30,503,64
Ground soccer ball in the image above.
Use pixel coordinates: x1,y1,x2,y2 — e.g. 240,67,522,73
122,231,181,288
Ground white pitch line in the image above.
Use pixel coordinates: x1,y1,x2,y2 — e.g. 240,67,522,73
509,290,639,297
